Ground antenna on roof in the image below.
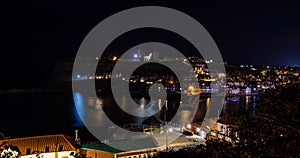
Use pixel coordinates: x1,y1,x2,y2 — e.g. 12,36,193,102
75,129,80,145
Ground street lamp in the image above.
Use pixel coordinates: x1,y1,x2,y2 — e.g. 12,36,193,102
187,124,192,129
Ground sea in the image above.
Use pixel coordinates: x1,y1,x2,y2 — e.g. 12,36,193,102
0,89,258,141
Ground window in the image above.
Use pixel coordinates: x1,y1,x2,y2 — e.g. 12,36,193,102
45,146,49,152
58,145,63,151
26,148,31,155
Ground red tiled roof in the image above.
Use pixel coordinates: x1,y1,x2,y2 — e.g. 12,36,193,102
0,134,76,155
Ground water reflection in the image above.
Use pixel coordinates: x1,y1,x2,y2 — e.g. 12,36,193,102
158,99,162,109
73,93,259,127
245,96,250,110
177,110,192,125
73,92,84,126
206,97,211,110
252,96,257,115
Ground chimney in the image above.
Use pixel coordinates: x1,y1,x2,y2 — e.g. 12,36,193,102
75,129,79,142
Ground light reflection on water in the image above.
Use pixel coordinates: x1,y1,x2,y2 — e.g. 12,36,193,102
0,91,259,138
73,93,259,127
0,92,259,139
75,94,165,126
73,92,84,126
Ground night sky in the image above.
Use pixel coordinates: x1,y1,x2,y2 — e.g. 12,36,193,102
1,1,300,86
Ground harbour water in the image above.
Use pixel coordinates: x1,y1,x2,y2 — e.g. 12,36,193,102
0,91,258,140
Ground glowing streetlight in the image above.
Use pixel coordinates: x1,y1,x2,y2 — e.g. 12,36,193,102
196,128,200,132
187,124,192,129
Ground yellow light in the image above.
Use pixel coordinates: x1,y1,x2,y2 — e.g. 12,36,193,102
112,56,117,61
140,77,145,83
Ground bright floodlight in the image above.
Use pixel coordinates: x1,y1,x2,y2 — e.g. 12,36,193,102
187,124,192,129
196,128,200,132
134,54,138,58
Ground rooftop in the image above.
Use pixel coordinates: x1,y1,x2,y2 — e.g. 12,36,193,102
0,134,76,155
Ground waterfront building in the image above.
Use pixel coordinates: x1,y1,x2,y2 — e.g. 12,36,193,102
81,137,158,158
0,134,77,158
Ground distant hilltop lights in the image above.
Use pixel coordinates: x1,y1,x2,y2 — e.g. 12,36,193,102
56,55,300,94
94,54,216,64
240,65,253,68
72,55,222,82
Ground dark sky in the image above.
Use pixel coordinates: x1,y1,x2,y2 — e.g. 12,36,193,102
1,1,300,85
